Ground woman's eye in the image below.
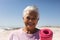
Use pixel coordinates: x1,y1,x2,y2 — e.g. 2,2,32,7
26,17,37,20
27,17,30,20
32,18,36,20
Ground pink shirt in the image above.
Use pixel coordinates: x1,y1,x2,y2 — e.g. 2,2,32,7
9,28,40,40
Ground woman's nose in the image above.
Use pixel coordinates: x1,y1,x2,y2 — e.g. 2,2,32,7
29,19,32,22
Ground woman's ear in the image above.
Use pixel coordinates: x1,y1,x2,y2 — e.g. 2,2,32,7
23,17,24,20
38,18,39,21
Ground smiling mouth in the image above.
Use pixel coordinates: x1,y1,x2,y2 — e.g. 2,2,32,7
27,23,35,26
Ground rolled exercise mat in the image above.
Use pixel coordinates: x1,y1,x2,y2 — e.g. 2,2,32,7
40,29,53,40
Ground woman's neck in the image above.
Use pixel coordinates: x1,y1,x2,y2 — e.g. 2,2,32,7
23,27,38,34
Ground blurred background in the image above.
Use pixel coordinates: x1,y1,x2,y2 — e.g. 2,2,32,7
0,0,60,28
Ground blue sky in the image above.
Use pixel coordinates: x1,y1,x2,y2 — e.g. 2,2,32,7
0,0,60,28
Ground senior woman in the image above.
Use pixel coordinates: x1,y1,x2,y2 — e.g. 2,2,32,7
9,5,40,40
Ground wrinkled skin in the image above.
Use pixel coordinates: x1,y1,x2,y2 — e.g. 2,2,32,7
23,11,39,33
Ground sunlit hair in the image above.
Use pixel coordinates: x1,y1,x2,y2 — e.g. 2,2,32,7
23,5,39,19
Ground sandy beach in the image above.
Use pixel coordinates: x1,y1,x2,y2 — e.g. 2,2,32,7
0,27,60,40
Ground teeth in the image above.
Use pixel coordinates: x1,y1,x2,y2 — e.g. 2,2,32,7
28,23,33,26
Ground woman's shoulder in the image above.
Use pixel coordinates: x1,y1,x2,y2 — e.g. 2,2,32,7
9,28,23,36
9,28,23,40
35,28,40,32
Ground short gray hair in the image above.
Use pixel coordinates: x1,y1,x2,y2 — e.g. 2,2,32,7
23,5,39,19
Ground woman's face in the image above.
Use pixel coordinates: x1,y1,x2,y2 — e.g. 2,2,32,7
23,11,39,30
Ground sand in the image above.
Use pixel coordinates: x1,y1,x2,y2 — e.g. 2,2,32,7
0,27,60,40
